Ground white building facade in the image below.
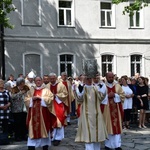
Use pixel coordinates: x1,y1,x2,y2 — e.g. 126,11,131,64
4,0,150,78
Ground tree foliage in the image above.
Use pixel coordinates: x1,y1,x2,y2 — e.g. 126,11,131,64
0,0,15,29
112,0,150,16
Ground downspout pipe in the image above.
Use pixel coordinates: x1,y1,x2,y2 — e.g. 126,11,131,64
0,3,5,80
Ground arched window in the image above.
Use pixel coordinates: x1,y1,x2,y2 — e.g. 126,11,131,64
130,54,142,76
23,53,42,76
101,54,114,76
59,54,74,76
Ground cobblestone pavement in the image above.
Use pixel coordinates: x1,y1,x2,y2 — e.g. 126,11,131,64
0,119,150,150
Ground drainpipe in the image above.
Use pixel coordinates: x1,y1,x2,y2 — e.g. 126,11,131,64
0,3,5,80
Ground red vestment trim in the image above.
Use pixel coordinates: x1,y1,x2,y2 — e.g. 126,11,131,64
32,98,41,139
50,84,66,127
101,85,123,134
27,89,51,139
76,104,81,118
100,104,104,113
107,86,123,134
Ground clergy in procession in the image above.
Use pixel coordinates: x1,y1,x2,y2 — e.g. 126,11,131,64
75,75,108,150
92,73,107,99
59,72,74,125
46,73,68,146
25,70,36,88
74,74,86,118
101,72,125,150
24,76,54,150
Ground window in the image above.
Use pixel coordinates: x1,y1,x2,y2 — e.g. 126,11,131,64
100,2,115,27
129,3,143,28
21,0,41,26
23,53,42,76
58,0,74,26
59,54,73,76
101,55,113,76
130,55,142,76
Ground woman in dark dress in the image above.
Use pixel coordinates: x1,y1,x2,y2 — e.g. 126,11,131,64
0,79,11,134
136,76,149,128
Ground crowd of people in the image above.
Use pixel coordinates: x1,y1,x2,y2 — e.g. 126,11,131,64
0,71,149,150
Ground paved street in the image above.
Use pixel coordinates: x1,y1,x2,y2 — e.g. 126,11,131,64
0,119,150,150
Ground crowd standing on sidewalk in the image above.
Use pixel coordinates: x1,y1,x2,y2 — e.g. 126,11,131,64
0,70,150,150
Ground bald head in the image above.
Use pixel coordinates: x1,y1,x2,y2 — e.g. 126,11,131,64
106,72,114,83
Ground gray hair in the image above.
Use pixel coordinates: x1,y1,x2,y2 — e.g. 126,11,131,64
16,77,25,86
61,72,67,76
4,82,11,89
49,73,57,77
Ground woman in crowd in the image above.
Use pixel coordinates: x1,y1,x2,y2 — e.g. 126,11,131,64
11,77,30,141
129,78,138,124
144,77,150,123
121,76,133,129
0,79,11,134
136,76,149,128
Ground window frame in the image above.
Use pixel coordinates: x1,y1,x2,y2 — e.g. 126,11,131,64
57,0,75,27
58,53,76,77
21,0,42,26
128,2,144,29
101,54,114,76
100,1,116,28
130,54,142,77
23,52,43,76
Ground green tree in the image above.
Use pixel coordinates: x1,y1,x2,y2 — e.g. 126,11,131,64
0,0,15,29
112,0,150,16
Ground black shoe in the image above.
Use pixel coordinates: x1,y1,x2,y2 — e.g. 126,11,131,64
53,140,61,146
67,122,71,125
115,147,122,150
105,146,111,150
43,145,48,150
28,146,35,150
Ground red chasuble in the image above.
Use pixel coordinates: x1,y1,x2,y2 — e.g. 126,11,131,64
27,89,51,139
101,85,124,134
76,104,81,118
50,84,66,127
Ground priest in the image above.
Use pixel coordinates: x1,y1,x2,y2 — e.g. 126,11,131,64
46,73,68,146
24,76,54,150
75,75,108,150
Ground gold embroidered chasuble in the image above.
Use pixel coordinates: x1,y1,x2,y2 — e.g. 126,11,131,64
101,82,125,135
75,85,108,143
59,79,75,112
24,85,54,139
46,82,68,106
46,82,68,127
